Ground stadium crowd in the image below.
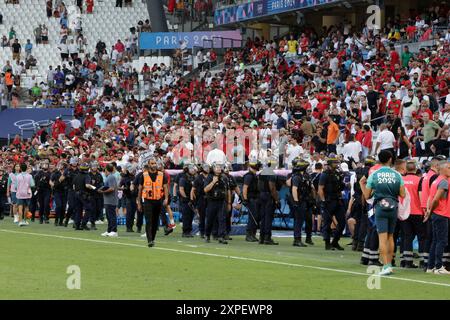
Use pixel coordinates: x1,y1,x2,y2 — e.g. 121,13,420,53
0,2,450,275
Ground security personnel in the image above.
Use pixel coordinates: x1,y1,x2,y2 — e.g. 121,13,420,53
290,157,315,247
257,158,280,245
204,162,231,244
242,161,261,242
120,164,137,232
191,164,210,238
63,157,79,227
351,156,376,252
179,164,197,237
72,162,95,230
50,162,68,226
318,155,346,250
137,158,169,248
35,161,52,224
172,165,188,208
224,163,240,240
0,167,8,220
401,160,425,268
131,167,145,234
89,161,104,229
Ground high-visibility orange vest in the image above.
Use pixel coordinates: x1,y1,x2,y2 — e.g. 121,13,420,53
5,73,13,86
142,171,164,200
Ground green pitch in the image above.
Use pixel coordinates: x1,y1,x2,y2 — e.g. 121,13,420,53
0,218,449,300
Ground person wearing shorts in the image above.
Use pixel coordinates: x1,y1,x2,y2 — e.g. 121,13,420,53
7,164,20,222
359,150,406,275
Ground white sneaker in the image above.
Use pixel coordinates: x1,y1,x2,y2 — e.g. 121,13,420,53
140,233,147,238
18,221,27,227
24,220,29,225
95,220,104,225
13,215,19,223
426,268,435,273
68,219,74,225
108,232,118,237
378,266,393,276
434,267,450,275
101,231,109,237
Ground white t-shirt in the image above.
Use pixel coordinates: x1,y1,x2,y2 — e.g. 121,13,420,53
70,119,81,129
342,141,362,163
286,144,304,166
376,129,395,150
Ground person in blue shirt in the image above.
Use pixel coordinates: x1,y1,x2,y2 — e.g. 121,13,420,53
24,39,32,59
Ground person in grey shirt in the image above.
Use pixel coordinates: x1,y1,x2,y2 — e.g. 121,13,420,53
99,164,118,237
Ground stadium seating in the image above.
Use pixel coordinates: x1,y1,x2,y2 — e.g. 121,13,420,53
0,0,150,81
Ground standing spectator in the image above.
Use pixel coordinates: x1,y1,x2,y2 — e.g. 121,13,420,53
46,0,53,18
11,39,21,63
8,27,16,44
76,0,83,13
41,24,48,44
86,0,94,14
422,113,442,156
116,0,123,7
34,25,42,44
374,123,395,158
99,164,119,237
15,163,35,227
24,39,32,60
326,115,340,154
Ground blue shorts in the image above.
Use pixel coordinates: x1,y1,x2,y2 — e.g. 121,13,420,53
10,192,17,204
16,198,30,207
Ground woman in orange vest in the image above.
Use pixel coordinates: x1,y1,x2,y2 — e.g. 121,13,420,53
137,157,169,247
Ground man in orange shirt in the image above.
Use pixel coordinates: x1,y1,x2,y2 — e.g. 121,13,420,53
326,115,340,154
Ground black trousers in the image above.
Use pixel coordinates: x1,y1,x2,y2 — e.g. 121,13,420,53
105,204,117,233
245,198,260,235
401,214,427,263
195,197,207,235
125,196,137,229
53,190,67,224
91,197,103,221
65,190,75,221
259,192,274,241
321,199,346,243
181,201,194,235
73,193,91,228
293,201,307,239
143,200,162,242
362,221,379,263
393,219,403,261
29,194,38,219
0,194,7,217
37,189,51,221
116,0,123,7
304,203,313,239
423,220,433,266
136,203,144,230
352,197,368,245
205,199,226,238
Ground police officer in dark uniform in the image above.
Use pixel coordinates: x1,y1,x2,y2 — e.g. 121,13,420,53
89,161,104,229
290,157,316,247
351,157,376,252
224,163,240,241
50,161,68,226
258,158,280,245
72,162,95,230
191,164,210,238
204,163,230,244
35,160,52,224
242,160,261,242
179,164,197,237
63,157,79,227
131,167,145,234
120,164,137,232
318,155,346,250
0,167,8,220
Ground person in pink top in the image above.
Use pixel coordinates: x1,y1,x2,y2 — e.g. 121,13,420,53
15,163,35,227
7,164,20,223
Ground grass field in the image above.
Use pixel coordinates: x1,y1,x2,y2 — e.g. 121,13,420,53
0,218,449,300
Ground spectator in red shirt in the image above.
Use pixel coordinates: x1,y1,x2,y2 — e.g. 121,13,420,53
389,44,400,72
114,39,125,53
387,95,401,116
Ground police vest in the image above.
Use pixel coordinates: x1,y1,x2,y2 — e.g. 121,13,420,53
291,173,313,201
244,172,259,199
181,174,195,201
322,170,344,200
258,174,271,193
207,174,227,200
142,171,164,201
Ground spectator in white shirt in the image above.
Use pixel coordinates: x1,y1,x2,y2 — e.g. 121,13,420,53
374,123,395,156
286,136,304,168
342,134,362,163
401,88,420,126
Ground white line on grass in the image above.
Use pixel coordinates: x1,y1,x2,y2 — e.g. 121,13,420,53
2,229,450,289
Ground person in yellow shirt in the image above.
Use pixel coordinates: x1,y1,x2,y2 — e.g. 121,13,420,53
287,35,298,58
